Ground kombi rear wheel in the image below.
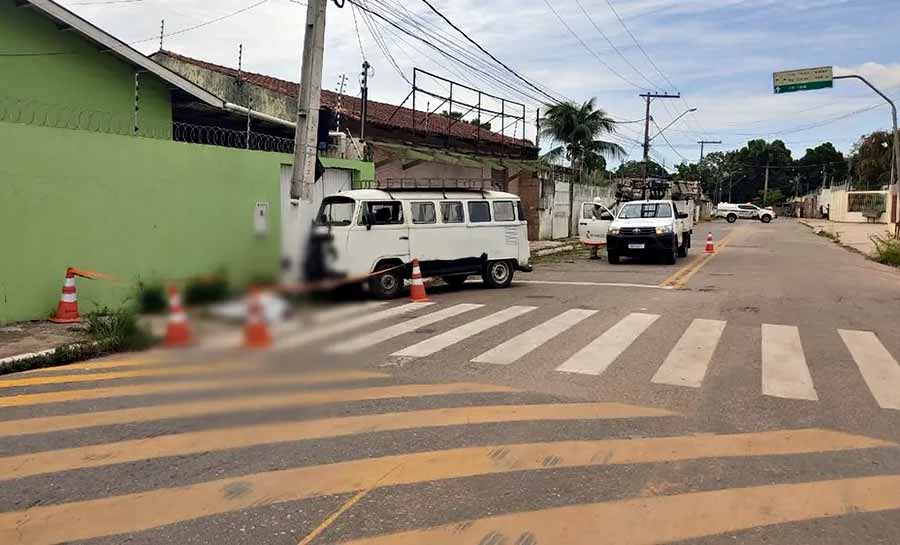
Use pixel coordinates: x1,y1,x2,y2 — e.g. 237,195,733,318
369,262,404,299
482,260,514,289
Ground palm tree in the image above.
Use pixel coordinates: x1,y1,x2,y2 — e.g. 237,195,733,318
540,98,625,236
539,98,625,176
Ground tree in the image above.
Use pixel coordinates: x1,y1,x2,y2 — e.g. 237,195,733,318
440,110,490,130
796,143,847,193
849,131,894,189
539,98,625,178
616,160,667,178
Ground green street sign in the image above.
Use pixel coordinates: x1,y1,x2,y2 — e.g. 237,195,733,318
773,67,833,94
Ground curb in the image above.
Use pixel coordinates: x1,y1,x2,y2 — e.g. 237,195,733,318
534,244,576,257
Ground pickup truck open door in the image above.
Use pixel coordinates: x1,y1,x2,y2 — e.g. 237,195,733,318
578,202,614,247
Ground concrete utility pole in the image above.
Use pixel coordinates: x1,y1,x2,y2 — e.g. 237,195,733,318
640,92,681,181
290,0,328,201
360,61,371,141
763,157,770,206
535,108,540,149
834,74,899,187
698,140,721,163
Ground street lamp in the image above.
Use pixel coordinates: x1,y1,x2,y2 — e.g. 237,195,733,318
648,108,698,143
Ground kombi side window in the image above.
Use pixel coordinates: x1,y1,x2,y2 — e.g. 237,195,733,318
440,201,465,223
315,196,355,226
468,201,491,223
516,201,526,221
493,201,515,222
410,202,436,224
361,201,404,225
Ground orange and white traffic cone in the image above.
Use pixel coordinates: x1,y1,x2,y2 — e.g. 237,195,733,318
243,288,272,348
408,259,429,302
704,232,715,254
50,268,81,323
164,285,193,347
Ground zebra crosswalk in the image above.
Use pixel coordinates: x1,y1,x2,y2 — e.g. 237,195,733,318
319,302,900,411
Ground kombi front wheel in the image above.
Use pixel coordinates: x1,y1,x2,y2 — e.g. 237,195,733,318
482,260,514,289
369,263,404,299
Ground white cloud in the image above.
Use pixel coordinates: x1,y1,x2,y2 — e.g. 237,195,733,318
834,62,900,91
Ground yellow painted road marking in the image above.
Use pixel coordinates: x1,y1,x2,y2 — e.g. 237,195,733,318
0,363,244,390
0,402,670,481
337,473,900,545
660,228,738,288
0,383,515,437
21,357,154,374
0,370,388,408
0,428,888,545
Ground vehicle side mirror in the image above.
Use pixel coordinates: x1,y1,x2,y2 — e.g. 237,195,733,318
600,212,614,221
677,212,689,219
363,211,375,230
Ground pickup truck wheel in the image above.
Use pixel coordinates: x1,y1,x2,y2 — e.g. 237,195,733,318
482,260,514,289
369,264,404,299
607,252,620,264
760,214,772,223
677,236,689,257
664,243,677,265
726,213,737,223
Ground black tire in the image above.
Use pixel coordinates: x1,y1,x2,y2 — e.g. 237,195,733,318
482,260,514,289
677,234,689,257
726,213,737,223
760,214,772,223
607,252,620,264
441,275,468,289
664,243,677,265
369,263,404,299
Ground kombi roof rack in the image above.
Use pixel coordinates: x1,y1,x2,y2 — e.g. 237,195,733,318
373,178,499,191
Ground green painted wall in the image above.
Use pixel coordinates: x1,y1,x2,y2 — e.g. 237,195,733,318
0,0,172,138
320,157,375,184
0,123,286,323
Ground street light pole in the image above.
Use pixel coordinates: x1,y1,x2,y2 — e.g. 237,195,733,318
834,74,899,187
640,92,681,181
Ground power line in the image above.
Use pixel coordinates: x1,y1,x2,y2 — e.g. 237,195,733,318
416,0,562,104
349,3,367,63
131,0,269,44
652,117,688,162
355,0,410,84
540,0,645,91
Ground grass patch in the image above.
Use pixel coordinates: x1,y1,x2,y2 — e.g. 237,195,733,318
136,280,167,314
871,232,900,267
1,307,155,376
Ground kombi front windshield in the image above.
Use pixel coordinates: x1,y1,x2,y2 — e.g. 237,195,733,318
315,197,356,226
618,202,673,219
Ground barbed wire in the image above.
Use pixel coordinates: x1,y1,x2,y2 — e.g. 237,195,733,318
0,95,168,137
172,122,294,153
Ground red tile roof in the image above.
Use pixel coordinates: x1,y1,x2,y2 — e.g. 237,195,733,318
156,50,533,148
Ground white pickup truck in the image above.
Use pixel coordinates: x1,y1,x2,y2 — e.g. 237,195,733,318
604,199,694,264
716,202,775,223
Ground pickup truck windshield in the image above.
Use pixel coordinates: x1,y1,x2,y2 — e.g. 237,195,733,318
618,203,673,219
315,197,355,226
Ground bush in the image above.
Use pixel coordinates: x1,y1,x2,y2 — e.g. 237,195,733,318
85,307,155,351
871,233,900,267
136,280,167,314
184,271,229,305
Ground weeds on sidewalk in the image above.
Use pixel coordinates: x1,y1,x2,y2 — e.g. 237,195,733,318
185,270,230,305
0,307,155,376
136,280,167,314
871,232,900,267
816,229,842,243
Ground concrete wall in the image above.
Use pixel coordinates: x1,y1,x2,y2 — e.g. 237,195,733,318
0,122,285,323
828,186,892,223
0,0,173,138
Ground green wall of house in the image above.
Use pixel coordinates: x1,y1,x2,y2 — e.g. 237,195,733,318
0,123,287,323
0,0,173,138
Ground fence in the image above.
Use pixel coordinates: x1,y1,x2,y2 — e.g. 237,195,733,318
172,122,295,153
0,95,169,138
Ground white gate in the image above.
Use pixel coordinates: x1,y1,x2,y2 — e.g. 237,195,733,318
552,181,570,239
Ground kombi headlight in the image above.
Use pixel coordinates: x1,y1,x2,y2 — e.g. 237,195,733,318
655,225,673,235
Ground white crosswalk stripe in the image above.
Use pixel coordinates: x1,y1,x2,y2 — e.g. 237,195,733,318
839,329,900,410
555,313,660,376
761,324,818,401
313,301,387,324
472,309,598,365
652,319,726,388
278,303,434,350
329,304,484,355
391,306,537,358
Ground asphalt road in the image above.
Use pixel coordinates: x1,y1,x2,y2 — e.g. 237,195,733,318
3,218,900,545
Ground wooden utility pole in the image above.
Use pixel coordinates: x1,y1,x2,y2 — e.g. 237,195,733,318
697,140,721,162
290,0,327,201
640,92,680,181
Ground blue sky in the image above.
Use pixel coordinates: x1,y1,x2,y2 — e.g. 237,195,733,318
68,0,900,170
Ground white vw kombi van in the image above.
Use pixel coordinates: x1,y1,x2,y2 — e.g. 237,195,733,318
306,189,532,298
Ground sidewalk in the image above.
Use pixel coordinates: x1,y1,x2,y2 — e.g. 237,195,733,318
798,219,894,256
